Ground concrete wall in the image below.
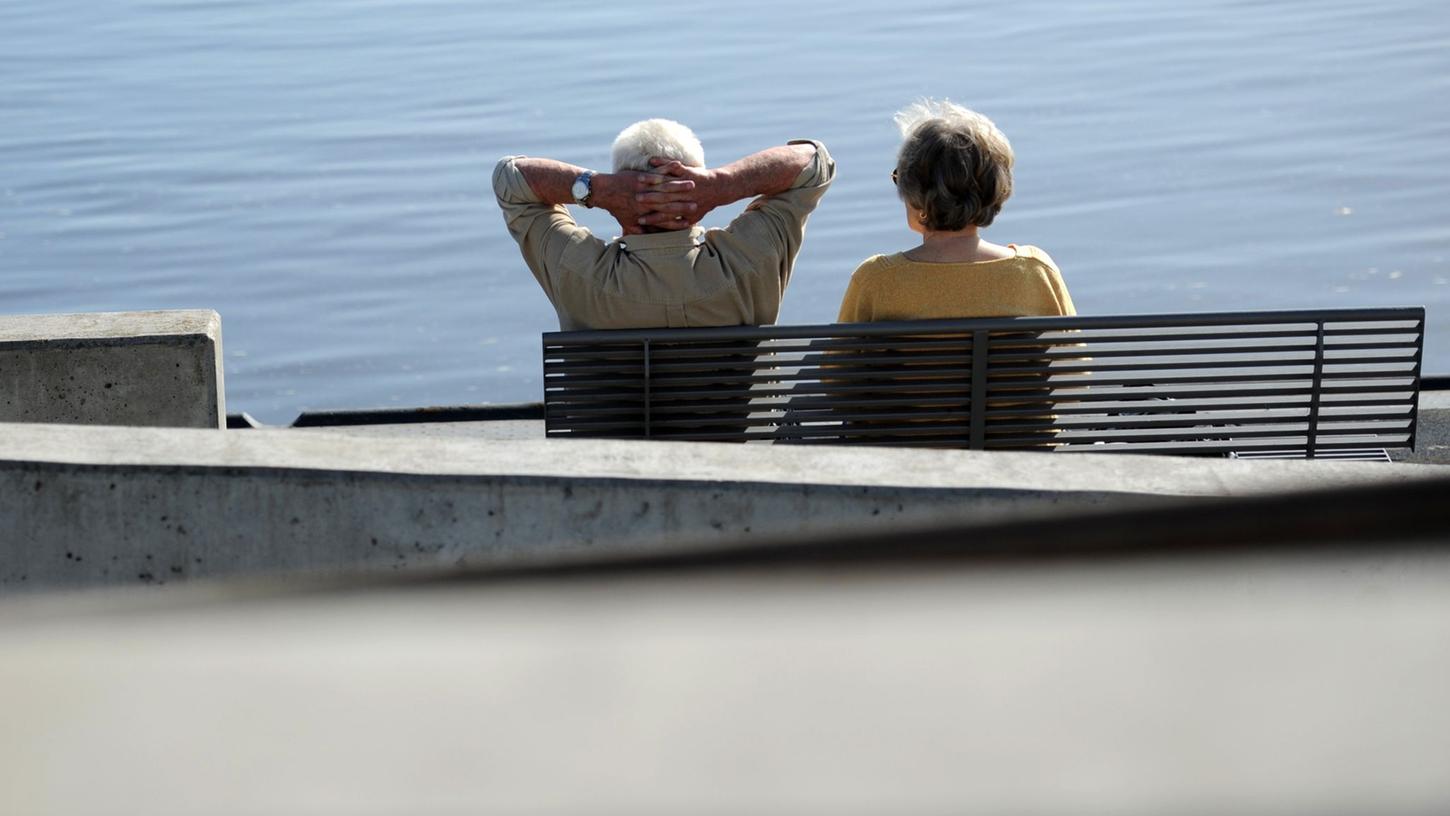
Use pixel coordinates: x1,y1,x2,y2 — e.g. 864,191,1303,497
0,310,224,428
3,421,1443,592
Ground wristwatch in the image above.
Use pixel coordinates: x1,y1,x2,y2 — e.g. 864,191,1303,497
571,171,595,208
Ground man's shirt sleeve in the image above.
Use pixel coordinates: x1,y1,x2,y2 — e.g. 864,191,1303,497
719,139,836,289
492,156,605,305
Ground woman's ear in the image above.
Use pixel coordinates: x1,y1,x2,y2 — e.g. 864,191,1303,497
906,204,927,234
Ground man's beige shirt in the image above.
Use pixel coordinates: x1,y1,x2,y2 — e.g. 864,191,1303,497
493,139,834,330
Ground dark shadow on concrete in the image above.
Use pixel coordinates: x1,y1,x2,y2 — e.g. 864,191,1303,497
288,402,545,427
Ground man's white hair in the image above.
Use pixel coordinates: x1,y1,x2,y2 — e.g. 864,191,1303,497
611,119,705,172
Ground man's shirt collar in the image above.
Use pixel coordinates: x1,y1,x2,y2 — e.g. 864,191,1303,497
613,226,706,251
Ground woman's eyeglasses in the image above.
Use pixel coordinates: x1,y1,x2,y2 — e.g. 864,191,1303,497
890,169,898,186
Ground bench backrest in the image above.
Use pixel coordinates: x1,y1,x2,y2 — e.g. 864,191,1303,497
542,307,1425,456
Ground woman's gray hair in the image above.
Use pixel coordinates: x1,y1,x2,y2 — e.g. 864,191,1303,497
893,99,1014,230
611,119,705,172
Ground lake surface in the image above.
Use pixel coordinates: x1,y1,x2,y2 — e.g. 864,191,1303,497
4,0,1448,423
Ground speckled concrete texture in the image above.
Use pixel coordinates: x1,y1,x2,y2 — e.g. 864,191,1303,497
3,421,1444,592
0,310,224,428
1400,390,1450,464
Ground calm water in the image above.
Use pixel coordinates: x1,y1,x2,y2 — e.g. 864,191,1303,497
4,0,1448,423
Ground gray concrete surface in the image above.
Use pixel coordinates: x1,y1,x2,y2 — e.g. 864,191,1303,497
0,310,224,428
1402,389,1450,464
3,420,1445,592
2,543,1448,815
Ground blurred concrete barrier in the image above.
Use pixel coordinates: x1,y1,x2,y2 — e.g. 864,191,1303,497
0,310,224,429
2,520,1449,814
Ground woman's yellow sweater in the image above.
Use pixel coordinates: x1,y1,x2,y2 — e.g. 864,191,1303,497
836,244,1075,323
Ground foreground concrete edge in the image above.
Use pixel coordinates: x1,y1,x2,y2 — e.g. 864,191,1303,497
2,421,1443,591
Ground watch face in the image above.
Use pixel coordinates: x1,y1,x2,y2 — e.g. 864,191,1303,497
572,174,591,202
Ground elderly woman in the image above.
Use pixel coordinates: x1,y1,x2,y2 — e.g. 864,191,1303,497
837,100,1075,323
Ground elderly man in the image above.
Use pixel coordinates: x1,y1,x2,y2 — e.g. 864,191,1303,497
492,120,834,330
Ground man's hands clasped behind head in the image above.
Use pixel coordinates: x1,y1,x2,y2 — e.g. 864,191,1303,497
631,158,725,231
589,158,722,235
589,169,696,235
502,140,816,239
624,143,816,234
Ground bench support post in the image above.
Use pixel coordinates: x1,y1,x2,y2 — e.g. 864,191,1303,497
969,331,988,450
1305,321,1325,459
642,340,652,438
1409,314,1425,450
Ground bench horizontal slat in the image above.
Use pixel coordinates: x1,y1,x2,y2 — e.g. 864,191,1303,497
543,306,1423,342
544,345,1422,377
542,381,1418,406
542,340,1417,371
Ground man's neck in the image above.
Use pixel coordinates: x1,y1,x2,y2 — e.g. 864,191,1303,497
616,220,699,237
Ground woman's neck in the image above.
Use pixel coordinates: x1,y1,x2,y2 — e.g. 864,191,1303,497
906,227,1012,262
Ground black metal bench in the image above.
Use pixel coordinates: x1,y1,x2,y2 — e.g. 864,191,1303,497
542,307,1424,457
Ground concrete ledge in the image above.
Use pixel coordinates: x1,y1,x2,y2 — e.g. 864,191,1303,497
2,421,1444,592
0,310,224,428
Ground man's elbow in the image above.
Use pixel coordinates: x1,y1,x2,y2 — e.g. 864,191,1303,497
492,155,528,204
